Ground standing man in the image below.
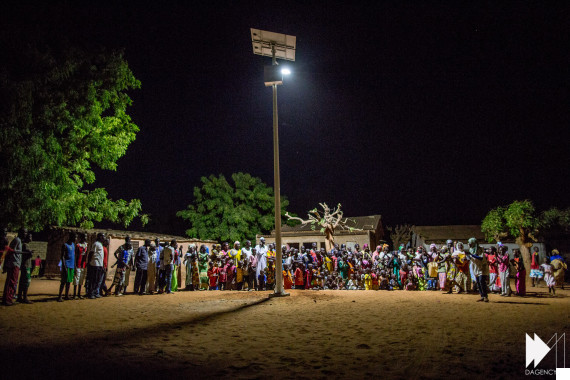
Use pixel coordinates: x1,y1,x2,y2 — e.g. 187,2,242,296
154,238,163,293
134,239,150,295
241,240,253,261
58,232,76,302
114,236,134,295
3,228,28,305
159,240,176,294
465,237,489,302
255,237,268,290
87,233,106,299
301,246,313,269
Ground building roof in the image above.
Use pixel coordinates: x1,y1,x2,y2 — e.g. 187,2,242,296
413,225,486,242
281,215,382,233
49,226,217,244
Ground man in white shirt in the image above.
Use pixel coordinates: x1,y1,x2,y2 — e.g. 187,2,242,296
255,237,268,290
159,240,176,294
87,233,105,299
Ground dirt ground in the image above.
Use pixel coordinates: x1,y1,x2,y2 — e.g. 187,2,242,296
0,275,568,380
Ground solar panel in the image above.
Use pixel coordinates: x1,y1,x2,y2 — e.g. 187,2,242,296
251,28,296,61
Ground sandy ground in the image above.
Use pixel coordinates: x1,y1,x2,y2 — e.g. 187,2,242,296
0,275,568,380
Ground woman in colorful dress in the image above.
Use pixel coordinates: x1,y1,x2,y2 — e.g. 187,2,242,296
436,247,449,292
198,245,209,290
550,250,567,290
511,249,526,296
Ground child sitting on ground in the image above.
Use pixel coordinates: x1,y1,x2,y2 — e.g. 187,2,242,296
405,277,416,291
389,274,397,290
416,266,426,291
325,272,337,290
347,274,357,290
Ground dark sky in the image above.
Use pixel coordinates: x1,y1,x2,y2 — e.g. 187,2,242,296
3,2,569,234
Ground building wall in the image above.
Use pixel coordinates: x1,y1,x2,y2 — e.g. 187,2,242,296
415,237,548,261
261,232,373,251
5,233,48,260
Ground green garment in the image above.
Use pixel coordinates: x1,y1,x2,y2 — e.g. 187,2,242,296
171,266,178,291
198,252,209,289
338,261,348,279
437,255,448,273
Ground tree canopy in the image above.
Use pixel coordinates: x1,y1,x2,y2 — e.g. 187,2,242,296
481,200,569,245
481,200,569,285
0,41,147,230
177,173,292,243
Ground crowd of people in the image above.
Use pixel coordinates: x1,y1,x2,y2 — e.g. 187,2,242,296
1,228,567,306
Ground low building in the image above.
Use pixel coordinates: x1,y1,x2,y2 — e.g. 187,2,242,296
259,215,384,251
412,225,547,260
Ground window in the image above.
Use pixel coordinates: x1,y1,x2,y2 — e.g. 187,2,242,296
287,242,299,250
303,242,316,250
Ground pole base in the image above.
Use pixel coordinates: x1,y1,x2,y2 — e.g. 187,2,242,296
269,291,290,298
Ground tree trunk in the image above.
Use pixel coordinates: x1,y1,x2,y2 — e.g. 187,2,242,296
324,229,334,252
516,237,532,289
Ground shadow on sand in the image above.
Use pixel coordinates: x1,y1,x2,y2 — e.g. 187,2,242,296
1,296,271,379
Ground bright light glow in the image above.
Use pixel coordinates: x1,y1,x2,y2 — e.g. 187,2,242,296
281,68,291,75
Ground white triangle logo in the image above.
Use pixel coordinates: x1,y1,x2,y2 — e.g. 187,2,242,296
526,333,552,368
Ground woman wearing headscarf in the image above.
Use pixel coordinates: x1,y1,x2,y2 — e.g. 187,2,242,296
198,245,209,290
550,249,567,290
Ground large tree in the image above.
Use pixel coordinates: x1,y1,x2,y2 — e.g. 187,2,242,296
285,203,361,251
388,224,415,250
481,200,569,285
177,172,291,243
0,41,147,230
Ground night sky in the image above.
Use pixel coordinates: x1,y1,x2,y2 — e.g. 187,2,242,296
3,2,569,235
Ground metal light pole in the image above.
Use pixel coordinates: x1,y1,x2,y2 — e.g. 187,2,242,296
270,44,284,295
251,29,296,297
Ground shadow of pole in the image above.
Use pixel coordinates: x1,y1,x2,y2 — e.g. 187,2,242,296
1,296,273,378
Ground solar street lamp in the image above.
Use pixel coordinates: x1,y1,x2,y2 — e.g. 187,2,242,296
251,28,296,297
